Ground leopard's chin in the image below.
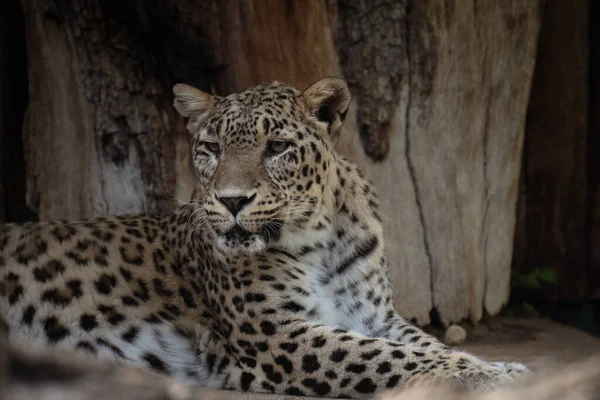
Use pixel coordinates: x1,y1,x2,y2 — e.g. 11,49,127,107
216,226,267,254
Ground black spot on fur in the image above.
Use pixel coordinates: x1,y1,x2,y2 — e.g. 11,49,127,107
240,322,257,334
285,387,305,396
302,354,320,373
8,285,23,305
41,288,71,307
392,350,406,359
354,378,377,394
240,357,257,368
330,349,349,362
260,320,276,335
361,349,382,360
302,378,331,396
334,236,379,275
274,355,294,374
261,363,283,384
346,363,367,373
21,305,35,326
43,316,70,343
76,341,97,355
133,279,150,301
121,326,140,343
179,286,197,308
404,362,418,371
281,301,305,313
377,361,392,374
312,335,327,348
96,338,125,359
279,342,298,353
66,279,83,298
94,273,117,295
122,296,139,306
98,305,125,326
33,260,65,283
79,314,98,332
289,326,308,338
240,371,255,391
386,374,402,388
153,278,173,297
143,353,168,374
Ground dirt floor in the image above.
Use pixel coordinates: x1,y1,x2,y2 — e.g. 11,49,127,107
460,317,600,370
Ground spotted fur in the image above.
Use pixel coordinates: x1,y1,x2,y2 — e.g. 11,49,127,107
0,77,529,398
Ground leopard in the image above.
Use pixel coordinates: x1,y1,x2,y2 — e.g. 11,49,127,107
0,77,530,398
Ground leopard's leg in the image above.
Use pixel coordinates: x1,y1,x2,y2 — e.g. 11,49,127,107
327,270,531,384
209,321,529,398
372,311,530,381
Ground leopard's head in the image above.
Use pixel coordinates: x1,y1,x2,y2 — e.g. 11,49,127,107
173,77,351,254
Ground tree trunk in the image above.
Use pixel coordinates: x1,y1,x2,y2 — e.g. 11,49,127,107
18,0,542,325
335,1,543,324
20,0,198,220
514,0,590,302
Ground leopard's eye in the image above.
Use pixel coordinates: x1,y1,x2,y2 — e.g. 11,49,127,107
266,141,290,156
204,141,220,154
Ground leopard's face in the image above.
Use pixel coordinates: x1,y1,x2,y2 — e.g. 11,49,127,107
174,78,351,254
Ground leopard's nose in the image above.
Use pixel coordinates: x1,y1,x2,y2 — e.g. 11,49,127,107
217,193,256,216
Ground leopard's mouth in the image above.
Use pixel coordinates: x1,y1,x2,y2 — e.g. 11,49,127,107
216,221,284,253
224,225,254,243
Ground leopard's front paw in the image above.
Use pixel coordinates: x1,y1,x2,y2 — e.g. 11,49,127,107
490,360,532,379
453,360,531,391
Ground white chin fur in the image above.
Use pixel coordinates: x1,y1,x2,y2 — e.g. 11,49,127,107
215,235,267,255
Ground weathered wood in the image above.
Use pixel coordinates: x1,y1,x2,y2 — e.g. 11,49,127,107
183,0,341,99
515,0,589,302
20,0,197,221
339,1,542,325
336,0,407,162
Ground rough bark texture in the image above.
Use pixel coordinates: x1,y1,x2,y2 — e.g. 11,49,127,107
340,1,542,325
181,0,342,95
16,0,541,325
336,1,406,161
21,0,198,221
514,0,590,302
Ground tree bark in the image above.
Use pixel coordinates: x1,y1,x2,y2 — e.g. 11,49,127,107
515,0,590,302
337,1,542,324
21,0,198,221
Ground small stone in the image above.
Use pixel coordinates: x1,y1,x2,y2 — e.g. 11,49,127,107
444,325,467,345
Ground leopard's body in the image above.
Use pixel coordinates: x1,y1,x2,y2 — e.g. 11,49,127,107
0,78,529,398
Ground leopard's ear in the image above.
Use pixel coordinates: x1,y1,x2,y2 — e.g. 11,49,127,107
173,83,215,126
299,77,351,138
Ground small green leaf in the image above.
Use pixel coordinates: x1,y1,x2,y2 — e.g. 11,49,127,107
522,302,540,317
